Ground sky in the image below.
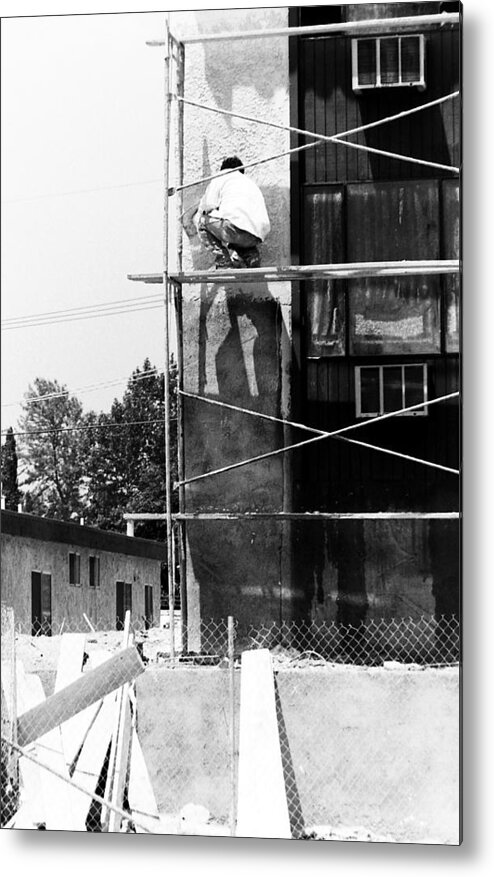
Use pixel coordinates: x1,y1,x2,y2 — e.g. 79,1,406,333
1,10,168,431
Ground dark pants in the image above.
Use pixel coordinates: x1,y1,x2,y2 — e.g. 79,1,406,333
198,214,261,268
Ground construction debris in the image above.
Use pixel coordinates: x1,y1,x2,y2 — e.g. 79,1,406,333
2,611,160,832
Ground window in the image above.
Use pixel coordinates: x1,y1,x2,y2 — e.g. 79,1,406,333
31,571,52,636
349,280,441,355
116,581,132,631
89,555,100,588
144,585,153,631
355,364,428,418
69,552,81,585
351,35,425,91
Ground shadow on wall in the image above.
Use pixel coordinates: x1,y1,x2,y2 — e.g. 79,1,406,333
195,9,289,111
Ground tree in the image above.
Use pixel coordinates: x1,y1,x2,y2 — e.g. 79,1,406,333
1,427,22,510
17,379,87,520
83,358,178,540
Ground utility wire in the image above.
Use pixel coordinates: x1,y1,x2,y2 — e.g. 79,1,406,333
1,417,176,439
2,293,164,326
1,178,163,205
1,368,163,409
2,301,165,331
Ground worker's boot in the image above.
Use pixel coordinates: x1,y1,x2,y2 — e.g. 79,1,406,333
227,247,246,268
237,246,261,268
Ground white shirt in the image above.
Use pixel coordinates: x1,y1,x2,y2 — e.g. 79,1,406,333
195,170,271,241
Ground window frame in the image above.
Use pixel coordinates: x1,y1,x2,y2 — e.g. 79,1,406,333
355,363,428,418
351,34,426,92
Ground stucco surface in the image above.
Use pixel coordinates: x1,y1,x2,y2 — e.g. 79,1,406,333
169,8,294,634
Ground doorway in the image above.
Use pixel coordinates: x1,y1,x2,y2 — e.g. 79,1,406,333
31,571,52,636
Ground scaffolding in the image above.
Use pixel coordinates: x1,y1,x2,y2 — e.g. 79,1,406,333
130,9,461,657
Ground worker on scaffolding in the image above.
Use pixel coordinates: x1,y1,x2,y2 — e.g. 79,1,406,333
183,156,270,269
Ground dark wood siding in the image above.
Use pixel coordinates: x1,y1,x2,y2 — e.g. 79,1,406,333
299,29,459,184
290,7,460,623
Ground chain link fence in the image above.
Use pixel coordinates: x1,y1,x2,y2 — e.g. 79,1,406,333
1,607,460,840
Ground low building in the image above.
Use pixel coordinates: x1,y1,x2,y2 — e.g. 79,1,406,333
0,511,164,634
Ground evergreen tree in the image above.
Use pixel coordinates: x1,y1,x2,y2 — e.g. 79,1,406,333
17,379,87,520
84,358,178,540
1,427,22,510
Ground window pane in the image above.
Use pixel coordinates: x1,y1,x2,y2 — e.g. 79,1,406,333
380,38,399,84
401,36,421,82
360,368,380,414
349,278,441,355
383,366,403,412
404,365,426,409
306,281,346,356
358,39,376,86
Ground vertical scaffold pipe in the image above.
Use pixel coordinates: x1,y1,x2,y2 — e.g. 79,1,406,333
175,42,187,653
228,616,237,836
163,16,175,663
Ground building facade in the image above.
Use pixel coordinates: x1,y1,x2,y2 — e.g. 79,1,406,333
1,511,163,633
167,3,460,644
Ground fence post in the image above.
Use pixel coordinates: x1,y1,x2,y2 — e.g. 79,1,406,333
228,616,237,836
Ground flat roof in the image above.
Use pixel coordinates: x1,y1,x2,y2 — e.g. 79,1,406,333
1,510,166,561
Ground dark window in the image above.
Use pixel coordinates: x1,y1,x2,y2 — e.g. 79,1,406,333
439,2,460,12
116,581,132,631
347,181,441,356
69,552,81,585
144,585,153,631
89,556,100,588
31,571,52,636
356,364,428,418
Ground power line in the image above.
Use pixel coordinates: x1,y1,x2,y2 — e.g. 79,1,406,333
1,178,163,205
1,417,176,439
2,293,164,326
2,301,165,331
1,367,163,408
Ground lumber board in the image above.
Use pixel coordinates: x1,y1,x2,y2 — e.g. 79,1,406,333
235,649,291,839
107,692,132,832
15,663,47,827
17,669,82,830
104,612,133,832
17,646,144,747
55,633,99,768
69,651,117,828
128,728,161,833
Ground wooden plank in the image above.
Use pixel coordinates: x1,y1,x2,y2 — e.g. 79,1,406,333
54,632,96,769
69,650,117,829
128,728,161,834
107,693,132,832
104,611,133,832
235,649,291,839
16,667,82,830
15,663,46,827
17,646,144,748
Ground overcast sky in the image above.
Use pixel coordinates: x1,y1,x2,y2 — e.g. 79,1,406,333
1,10,169,430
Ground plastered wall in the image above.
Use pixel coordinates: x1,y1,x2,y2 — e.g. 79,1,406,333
169,9,294,642
1,533,161,631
